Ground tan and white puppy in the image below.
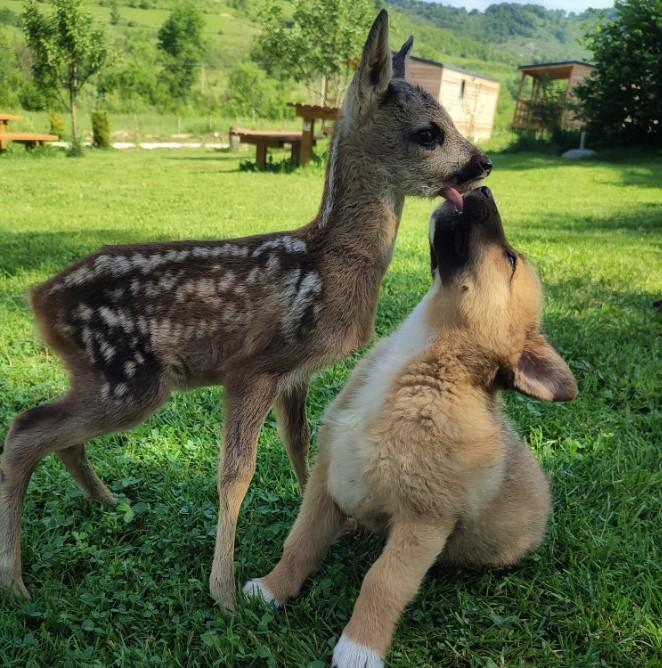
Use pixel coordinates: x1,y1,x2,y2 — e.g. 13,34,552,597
245,187,578,667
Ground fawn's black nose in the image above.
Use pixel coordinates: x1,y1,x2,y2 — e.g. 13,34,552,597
480,157,493,176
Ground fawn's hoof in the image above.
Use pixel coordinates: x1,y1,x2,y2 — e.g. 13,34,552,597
209,580,236,612
97,489,118,505
242,578,283,608
0,565,30,600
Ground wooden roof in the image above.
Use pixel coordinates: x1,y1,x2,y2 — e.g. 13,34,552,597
518,60,595,80
409,56,499,83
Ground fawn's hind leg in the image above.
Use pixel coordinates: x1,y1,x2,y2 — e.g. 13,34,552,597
0,383,169,598
273,381,311,491
57,444,116,505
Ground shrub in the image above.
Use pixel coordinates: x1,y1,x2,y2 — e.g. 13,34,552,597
49,112,64,138
91,111,111,148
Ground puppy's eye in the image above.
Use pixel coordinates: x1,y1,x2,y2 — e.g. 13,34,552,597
505,249,517,272
412,125,443,149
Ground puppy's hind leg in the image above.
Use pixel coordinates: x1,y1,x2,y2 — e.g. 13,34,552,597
440,438,551,569
244,445,345,606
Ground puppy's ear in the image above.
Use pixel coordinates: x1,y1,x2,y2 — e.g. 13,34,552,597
392,35,413,80
346,10,392,118
504,332,577,402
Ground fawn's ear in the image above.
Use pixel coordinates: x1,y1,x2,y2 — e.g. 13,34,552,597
348,10,392,117
392,35,413,79
507,332,578,402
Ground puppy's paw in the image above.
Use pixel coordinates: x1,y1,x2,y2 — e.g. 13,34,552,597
332,633,383,668
242,578,283,608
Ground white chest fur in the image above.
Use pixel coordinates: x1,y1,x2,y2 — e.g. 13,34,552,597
326,284,438,515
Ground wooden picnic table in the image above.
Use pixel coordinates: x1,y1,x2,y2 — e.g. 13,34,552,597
289,103,339,166
229,128,305,168
229,104,339,168
0,114,24,132
0,113,58,152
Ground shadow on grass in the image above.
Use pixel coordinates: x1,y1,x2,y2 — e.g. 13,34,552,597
506,206,662,241
491,151,662,176
162,154,242,162
0,229,151,278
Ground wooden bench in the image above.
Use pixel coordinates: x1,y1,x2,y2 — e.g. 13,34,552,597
0,132,59,152
229,128,310,168
0,113,24,132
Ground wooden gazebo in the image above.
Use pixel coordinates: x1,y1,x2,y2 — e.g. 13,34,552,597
512,61,595,131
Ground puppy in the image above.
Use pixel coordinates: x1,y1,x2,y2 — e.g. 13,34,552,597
245,187,577,667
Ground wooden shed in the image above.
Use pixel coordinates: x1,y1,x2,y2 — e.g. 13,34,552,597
407,56,500,141
512,61,596,131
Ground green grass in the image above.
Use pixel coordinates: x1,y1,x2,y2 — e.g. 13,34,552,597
0,147,661,667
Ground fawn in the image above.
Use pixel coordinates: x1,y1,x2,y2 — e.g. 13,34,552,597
245,187,577,666
0,10,491,610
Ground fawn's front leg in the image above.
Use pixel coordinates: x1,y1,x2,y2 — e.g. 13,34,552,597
243,446,345,606
210,374,278,610
333,516,453,668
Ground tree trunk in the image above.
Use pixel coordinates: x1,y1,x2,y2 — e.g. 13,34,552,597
69,71,79,152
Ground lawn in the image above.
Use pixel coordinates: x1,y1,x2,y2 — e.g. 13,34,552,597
0,147,660,667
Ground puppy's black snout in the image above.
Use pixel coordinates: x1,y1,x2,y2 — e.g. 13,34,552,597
480,157,493,176
480,186,492,198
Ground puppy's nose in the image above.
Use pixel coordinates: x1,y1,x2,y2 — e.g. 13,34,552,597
480,186,492,198
479,157,493,176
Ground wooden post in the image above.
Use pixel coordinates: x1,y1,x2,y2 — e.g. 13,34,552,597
291,141,301,166
228,127,240,151
513,71,526,128
256,142,267,168
299,117,315,166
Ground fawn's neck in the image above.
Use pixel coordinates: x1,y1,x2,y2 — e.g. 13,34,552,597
314,131,404,268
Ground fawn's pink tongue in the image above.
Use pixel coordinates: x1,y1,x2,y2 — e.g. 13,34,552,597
440,186,463,212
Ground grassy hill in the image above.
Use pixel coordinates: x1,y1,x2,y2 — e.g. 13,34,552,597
0,0,605,139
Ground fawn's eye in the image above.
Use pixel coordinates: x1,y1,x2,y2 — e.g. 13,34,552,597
505,249,517,272
412,125,443,149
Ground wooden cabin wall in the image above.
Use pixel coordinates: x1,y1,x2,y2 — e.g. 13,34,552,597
439,69,500,141
407,59,442,98
562,64,595,129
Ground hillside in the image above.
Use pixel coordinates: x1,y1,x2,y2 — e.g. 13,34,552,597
387,0,603,64
0,0,607,136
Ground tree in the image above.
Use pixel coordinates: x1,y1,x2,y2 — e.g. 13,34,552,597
224,63,287,121
253,0,375,101
157,4,205,106
574,0,662,147
22,0,107,154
